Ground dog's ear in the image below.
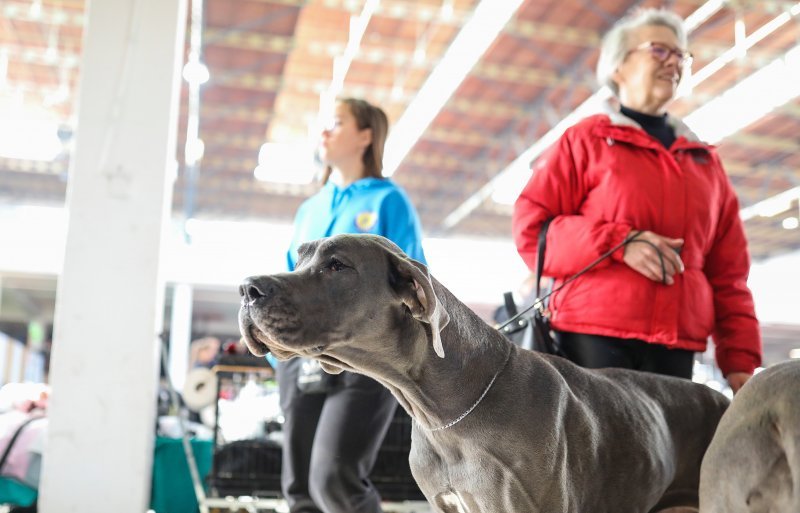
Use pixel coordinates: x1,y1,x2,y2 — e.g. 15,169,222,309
388,253,450,358
296,239,322,268
320,361,344,375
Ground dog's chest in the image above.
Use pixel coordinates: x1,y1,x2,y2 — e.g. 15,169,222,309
433,490,475,513
410,433,536,512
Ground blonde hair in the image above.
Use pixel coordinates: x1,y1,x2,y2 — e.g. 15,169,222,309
321,97,389,184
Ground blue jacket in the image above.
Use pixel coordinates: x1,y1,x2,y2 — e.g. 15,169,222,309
287,177,426,270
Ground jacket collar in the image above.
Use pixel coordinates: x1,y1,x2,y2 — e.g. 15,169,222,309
594,98,710,151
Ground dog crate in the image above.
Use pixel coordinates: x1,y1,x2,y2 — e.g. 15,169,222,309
206,354,281,499
206,355,424,503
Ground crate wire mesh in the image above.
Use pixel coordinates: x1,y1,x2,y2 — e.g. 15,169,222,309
207,357,425,503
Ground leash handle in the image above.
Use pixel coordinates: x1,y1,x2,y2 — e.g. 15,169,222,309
498,228,644,332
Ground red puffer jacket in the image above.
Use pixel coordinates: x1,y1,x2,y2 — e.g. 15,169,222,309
512,106,762,376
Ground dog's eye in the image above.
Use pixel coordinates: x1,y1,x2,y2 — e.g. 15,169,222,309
327,258,346,272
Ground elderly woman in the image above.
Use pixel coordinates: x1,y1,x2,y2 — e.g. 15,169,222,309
512,8,761,392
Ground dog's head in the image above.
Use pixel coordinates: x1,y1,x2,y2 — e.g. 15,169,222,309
238,234,450,373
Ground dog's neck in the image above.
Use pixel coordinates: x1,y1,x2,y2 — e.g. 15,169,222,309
332,279,514,431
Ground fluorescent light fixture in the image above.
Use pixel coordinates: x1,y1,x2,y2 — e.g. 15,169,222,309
442,0,726,226
254,142,317,184
316,0,379,131
739,186,800,221
683,0,725,31
486,88,611,207
0,118,62,161
790,348,800,359
685,2,800,91
684,45,800,143
383,0,524,176
782,217,799,230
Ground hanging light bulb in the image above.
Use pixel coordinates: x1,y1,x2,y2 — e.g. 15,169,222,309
182,54,209,85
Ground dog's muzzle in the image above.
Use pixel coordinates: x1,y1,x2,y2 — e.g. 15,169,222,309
238,276,312,359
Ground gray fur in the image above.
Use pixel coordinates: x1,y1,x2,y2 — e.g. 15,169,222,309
239,233,729,513
699,360,800,513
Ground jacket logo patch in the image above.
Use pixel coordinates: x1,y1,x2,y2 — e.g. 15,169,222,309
355,211,378,231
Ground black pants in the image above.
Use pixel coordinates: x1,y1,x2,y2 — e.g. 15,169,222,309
557,331,694,379
277,358,397,513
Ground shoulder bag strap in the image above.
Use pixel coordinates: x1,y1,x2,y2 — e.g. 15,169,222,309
536,218,553,299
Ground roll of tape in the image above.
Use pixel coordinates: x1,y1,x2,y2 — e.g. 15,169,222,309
183,368,217,412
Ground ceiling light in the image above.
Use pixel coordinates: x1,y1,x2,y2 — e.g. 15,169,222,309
315,0,379,133
790,348,800,359
184,137,205,166
683,0,725,31
684,2,800,92
782,217,799,230
740,186,800,221
254,142,317,184
0,118,62,161
182,56,209,85
684,45,800,143
383,0,524,176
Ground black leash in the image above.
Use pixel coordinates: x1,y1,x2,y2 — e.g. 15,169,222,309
498,229,669,332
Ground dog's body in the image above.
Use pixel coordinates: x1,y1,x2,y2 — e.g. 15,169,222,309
239,234,729,513
699,360,800,513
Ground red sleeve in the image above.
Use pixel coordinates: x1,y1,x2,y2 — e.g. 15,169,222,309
704,156,762,376
512,127,631,278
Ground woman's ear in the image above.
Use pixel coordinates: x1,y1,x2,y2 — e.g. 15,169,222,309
359,127,373,150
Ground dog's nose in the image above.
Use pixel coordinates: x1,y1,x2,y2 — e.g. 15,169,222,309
240,276,275,303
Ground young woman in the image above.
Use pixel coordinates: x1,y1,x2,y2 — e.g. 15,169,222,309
278,97,425,513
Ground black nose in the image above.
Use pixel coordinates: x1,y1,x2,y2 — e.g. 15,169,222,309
240,276,275,303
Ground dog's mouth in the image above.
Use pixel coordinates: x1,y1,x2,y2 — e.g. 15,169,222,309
243,321,346,374
239,308,331,360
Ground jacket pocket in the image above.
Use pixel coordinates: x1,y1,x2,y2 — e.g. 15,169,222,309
680,270,714,341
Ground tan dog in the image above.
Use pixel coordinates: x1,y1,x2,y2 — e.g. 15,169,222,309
239,234,729,513
700,360,800,513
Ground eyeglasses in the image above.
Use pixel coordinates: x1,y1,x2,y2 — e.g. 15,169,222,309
629,41,693,67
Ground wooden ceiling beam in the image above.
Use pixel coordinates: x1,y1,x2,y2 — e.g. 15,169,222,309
204,29,294,53
778,102,800,120
504,19,600,47
725,133,800,153
471,61,595,89
2,2,85,26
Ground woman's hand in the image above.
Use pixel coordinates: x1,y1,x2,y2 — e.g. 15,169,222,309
623,230,685,285
726,372,751,394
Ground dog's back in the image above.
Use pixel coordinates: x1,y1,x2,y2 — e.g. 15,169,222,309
699,360,800,513
537,355,729,512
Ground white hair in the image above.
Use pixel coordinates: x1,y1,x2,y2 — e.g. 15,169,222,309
596,8,688,96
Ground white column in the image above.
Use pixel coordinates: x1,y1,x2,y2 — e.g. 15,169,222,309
169,283,194,392
39,0,187,512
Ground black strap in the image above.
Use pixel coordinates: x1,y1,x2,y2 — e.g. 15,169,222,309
503,291,518,318
498,229,644,332
535,218,553,299
0,414,44,473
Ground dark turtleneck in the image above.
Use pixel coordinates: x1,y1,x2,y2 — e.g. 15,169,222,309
620,105,676,149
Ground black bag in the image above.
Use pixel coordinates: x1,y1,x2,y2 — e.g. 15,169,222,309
499,219,564,357
297,358,340,394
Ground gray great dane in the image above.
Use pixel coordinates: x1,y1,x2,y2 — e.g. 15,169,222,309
238,233,729,513
699,360,800,513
